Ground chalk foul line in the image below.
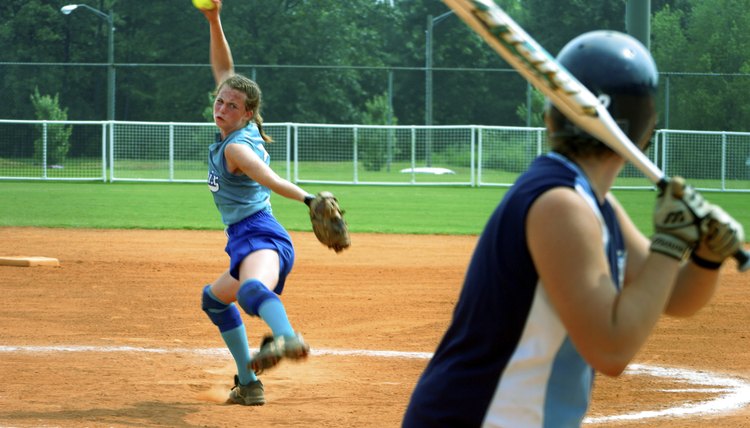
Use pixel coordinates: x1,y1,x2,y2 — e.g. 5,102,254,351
1,345,748,423
583,363,750,424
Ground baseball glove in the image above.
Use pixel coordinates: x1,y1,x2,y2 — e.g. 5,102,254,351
305,191,350,253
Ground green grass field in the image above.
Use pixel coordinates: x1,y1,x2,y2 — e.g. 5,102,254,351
1,181,749,238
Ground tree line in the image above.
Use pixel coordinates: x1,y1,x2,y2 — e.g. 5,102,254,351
1,0,749,131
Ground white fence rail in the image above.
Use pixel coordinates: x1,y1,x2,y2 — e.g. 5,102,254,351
1,119,749,192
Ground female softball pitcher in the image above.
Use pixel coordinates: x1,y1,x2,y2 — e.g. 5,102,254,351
197,0,312,406
402,31,744,427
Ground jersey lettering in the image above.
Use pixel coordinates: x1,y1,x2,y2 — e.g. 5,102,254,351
208,170,220,192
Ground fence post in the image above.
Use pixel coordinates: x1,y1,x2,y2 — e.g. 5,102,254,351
470,126,476,187
353,126,359,184
101,122,107,182
285,123,291,181
661,131,668,177
293,125,299,184
410,126,416,184
536,128,543,156
721,132,727,191
42,122,48,179
169,123,175,182
476,126,483,186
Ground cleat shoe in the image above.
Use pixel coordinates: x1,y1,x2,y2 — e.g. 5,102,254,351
249,332,310,374
226,375,265,406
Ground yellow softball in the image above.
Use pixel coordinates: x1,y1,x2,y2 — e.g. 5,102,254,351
192,0,216,10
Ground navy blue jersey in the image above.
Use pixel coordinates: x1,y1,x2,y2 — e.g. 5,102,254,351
403,153,625,428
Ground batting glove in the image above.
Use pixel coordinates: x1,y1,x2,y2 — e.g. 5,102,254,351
691,205,746,269
650,177,709,261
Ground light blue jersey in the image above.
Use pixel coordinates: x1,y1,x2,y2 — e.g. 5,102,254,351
403,153,626,427
208,124,271,225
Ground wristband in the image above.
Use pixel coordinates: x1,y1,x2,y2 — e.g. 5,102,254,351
690,253,722,270
650,233,691,261
304,194,315,207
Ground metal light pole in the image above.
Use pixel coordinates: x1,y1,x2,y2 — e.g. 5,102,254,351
61,4,115,121
425,10,454,166
425,10,455,128
625,0,651,50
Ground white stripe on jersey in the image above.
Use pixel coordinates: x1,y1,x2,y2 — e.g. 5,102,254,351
481,184,606,428
482,282,566,427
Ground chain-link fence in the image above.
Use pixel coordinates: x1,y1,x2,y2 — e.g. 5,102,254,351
1,119,748,192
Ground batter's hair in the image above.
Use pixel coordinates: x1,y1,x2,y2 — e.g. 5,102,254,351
217,74,273,143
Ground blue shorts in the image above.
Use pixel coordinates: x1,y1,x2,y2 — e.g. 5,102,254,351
224,208,295,294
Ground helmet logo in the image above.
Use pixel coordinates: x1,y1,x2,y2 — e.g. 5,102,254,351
598,93,611,108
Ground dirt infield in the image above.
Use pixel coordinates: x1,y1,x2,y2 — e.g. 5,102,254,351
1,227,749,427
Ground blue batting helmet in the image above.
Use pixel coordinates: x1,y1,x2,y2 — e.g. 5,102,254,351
545,30,659,154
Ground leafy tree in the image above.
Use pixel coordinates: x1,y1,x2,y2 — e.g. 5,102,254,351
359,92,399,171
0,1,70,120
30,87,73,165
515,88,546,128
0,0,749,132
651,5,691,71
651,0,750,178
524,0,626,55
202,92,215,123
652,0,750,131
685,0,750,131
203,0,401,124
361,92,397,126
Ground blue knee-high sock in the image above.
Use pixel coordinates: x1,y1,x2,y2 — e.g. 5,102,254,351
220,325,258,385
258,298,295,338
237,279,296,338
202,286,257,384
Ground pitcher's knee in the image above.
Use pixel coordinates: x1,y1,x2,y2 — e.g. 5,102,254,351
237,279,279,316
201,285,242,332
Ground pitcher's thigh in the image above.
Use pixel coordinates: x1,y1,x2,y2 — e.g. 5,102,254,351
238,249,280,290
